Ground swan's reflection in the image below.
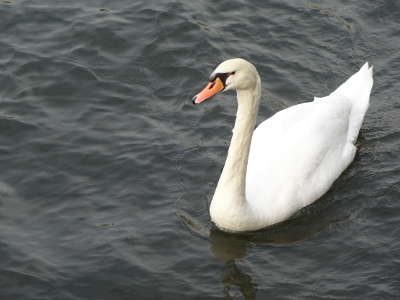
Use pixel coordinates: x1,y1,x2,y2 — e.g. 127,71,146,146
223,260,256,300
179,198,349,300
209,228,249,262
207,218,319,300
209,229,256,300
207,202,348,300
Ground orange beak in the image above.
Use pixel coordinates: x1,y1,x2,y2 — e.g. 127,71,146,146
192,77,225,104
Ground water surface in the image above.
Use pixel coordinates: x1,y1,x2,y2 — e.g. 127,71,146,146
0,0,399,299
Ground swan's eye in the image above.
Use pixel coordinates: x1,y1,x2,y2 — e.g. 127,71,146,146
230,71,236,75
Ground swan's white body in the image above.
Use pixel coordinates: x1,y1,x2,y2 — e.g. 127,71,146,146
194,59,373,232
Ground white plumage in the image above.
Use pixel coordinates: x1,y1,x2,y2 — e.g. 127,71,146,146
194,59,373,232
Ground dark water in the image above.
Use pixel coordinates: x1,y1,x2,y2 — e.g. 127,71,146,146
0,0,399,299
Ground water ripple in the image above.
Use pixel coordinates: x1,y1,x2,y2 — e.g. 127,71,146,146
0,0,399,299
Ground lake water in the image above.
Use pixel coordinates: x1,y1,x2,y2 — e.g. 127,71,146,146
0,0,399,299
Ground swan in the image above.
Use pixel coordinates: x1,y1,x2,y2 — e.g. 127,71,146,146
192,58,373,232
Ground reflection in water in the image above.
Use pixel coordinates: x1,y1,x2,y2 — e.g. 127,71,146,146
223,261,256,300
180,196,350,299
209,229,249,262
209,229,256,300
207,200,349,299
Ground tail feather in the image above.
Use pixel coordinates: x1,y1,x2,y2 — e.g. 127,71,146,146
332,62,373,100
332,62,374,143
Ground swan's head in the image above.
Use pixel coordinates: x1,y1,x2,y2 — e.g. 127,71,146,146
192,58,259,104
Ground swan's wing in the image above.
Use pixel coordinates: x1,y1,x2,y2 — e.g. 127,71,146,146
246,98,354,222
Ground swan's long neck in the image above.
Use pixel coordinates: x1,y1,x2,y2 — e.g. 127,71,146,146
212,76,261,208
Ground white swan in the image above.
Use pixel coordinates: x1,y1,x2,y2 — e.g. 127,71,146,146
193,58,373,232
